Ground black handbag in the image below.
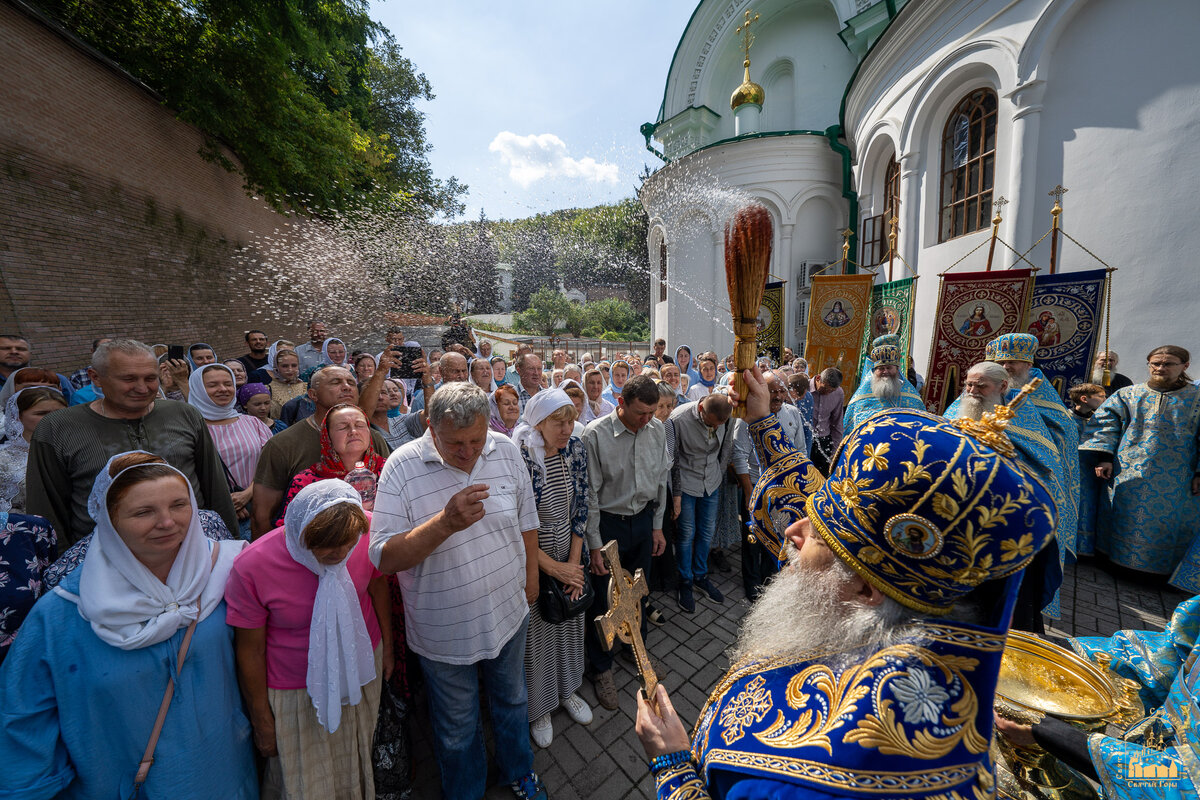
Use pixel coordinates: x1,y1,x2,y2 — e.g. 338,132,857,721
537,556,594,624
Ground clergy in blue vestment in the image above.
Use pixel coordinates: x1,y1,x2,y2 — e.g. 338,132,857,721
0,451,256,800
635,364,1057,800
985,333,1081,554
995,594,1200,800
946,361,1072,630
1079,345,1200,591
842,336,926,435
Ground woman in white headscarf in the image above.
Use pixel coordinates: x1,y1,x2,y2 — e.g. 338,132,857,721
188,364,272,540
320,337,349,368
0,451,256,798
512,388,592,749
224,479,390,800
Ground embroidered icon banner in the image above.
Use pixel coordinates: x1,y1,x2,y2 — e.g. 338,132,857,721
756,281,784,363
858,277,917,377
804,274,875,391
1026,269,1108,400
923,269,1034,413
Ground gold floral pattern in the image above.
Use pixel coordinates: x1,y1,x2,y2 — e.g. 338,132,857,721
719,675,773,745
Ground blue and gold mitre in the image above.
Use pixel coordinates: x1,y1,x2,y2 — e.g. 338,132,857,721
808,404,1057,615
747,414,825,562
984,333,1038,364
869,344,902,368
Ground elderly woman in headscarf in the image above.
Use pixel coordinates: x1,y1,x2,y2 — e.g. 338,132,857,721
469,357,497,393
187,342,218,369
261,344,307,421
490,384,521,437
490,355,509,387
320,338,349,369
224,479,390,800
189,364,272,540
0,451,256,797
512,388,592,749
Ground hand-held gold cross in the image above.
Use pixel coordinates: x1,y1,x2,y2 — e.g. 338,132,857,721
593,540,660,711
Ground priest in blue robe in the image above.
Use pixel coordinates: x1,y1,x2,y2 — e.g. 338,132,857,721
985,333,1081,556
1079,345,1200,591
635,364,1058,800
842,336,926,435
946,360,1072,630
995,594,1200,800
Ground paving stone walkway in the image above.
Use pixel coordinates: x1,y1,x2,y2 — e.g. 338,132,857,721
404,555,1191,800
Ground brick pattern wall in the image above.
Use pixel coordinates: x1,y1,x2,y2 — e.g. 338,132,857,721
0,1,347,372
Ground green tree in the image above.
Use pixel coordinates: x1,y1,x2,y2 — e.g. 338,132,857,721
454,210,501,314
511,224,558,311
579,298,649,339
514,288,573,337
33,0,464,216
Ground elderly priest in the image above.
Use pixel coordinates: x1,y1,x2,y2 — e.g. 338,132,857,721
841,335,926,434
635,364,1057,800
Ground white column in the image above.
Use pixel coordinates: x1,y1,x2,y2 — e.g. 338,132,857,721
778,223,795,349
1002,80,1046,268
734,104,761,136
898,151,921,274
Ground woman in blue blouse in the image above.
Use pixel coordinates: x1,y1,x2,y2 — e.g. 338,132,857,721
0,451,257,799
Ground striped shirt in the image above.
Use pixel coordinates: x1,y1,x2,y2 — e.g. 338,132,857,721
369,430,538,665
206,415,273,490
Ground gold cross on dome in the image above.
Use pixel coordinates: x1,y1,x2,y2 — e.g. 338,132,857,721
594,540,660,709
737,9,761,65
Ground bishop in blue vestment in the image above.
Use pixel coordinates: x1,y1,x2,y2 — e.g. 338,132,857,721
841,336,926,436
635,365,1058,800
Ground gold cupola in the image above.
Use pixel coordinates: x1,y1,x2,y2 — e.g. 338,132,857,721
730,11,764,111
731,59,765,110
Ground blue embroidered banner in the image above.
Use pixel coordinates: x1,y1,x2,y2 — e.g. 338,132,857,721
1026,268,1108,400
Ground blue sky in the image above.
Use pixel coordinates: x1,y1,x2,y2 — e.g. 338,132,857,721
371,0,700,221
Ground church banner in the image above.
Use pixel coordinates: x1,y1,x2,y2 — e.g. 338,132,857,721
756,281,784,363
858,276,917,376
923,269,1034,413
803,273,875,391
1026,268,1108,400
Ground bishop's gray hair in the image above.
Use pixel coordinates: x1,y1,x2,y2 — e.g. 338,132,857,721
428,382,489,430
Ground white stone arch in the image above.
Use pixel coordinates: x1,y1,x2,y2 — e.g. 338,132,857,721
740,188,788,226
786,183,845,219
1017,0,1090,84
760,57,796,132
856,123,901,214
898,42,1016,246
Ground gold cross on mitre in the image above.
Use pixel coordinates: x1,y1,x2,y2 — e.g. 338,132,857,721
594,540,660,708
737,9,761,65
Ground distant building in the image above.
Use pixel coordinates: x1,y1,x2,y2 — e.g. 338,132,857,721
496,262,514,313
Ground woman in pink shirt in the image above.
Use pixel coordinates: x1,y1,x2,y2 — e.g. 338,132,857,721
225,480,392,800
187,364,272,538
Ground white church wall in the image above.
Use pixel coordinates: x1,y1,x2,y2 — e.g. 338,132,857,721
845,0,1200,375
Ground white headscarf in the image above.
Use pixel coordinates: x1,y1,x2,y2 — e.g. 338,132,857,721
512,388,574,476
187,364,240,421
468,357,498,392
0,387,64,511
321,338,348,367
68,451,245,650
283,480,376,733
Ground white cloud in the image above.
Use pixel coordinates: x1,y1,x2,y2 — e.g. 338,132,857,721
488,132,619,187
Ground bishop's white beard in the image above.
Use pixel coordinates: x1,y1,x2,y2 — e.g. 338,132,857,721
1090,366,1107,385
1007,369,1032,390
732,546,912,664
956,394,1000,421
871,374,902,404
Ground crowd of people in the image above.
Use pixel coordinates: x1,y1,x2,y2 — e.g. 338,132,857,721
0,319,1196,800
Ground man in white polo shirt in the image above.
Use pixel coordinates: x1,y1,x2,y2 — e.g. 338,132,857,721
369,382,546,800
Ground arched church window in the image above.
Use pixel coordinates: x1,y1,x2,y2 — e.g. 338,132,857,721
860,155,900,267
939,89,997,242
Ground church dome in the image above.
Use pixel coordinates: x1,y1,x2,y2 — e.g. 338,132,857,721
731,61,765,110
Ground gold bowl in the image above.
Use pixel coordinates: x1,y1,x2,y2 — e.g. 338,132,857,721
996,631,1119,722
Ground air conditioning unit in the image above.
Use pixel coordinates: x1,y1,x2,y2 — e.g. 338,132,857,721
796,299,808,327
797,260,824,289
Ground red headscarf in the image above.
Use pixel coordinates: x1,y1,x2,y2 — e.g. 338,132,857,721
311,404,386,479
